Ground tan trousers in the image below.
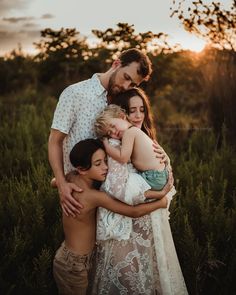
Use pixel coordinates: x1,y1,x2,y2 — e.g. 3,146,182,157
53,242,94,295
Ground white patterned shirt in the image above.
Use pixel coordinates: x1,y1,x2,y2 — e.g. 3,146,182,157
51,74,108,173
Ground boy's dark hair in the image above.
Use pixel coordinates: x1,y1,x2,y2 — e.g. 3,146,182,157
69,138,105,170
119,48,152,81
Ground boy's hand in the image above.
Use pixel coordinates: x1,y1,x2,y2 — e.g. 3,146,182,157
145,171,174,199
58,181,83,217
152,140,170,165
50,177,57,188
158,196,168,208
162,171,174,195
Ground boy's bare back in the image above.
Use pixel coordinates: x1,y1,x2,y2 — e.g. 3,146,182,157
63,172,98,255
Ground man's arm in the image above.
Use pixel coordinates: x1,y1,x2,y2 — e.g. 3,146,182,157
48,129,82,216
93,190,167,218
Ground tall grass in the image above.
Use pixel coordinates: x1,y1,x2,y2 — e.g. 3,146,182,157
169,128,236,294
0,88,235,294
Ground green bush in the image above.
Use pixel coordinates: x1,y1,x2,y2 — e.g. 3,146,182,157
0,89,62,294
169,129,236,294
0,86,235,294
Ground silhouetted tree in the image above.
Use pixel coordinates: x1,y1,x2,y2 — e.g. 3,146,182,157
0,46,36,94
200,48,236,142
171,1,236,143
92,22,178,57
34,28,88,61
34,28,90,95
171,0,236,51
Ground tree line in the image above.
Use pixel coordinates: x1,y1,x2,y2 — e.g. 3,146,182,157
0,1,236,293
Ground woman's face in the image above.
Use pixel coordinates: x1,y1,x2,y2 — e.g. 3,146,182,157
128,95,145,129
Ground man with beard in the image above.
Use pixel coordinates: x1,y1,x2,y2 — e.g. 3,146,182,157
48,48,153,217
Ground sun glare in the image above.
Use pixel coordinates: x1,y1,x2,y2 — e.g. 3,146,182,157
179,35,206,53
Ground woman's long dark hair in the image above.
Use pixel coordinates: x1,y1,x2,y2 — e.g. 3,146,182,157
111,88,157,140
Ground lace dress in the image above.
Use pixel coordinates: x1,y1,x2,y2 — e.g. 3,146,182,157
87,140,188,295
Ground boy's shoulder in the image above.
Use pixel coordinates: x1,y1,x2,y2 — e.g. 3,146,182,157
65,170,79,183
72,187,99,210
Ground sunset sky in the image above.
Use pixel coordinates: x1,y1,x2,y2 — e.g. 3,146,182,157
0,0,232,56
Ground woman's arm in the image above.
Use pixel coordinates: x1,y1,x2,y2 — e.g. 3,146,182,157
153,140,171,166
93,190,167,218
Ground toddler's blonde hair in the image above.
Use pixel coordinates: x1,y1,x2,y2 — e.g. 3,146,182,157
95,104,127,137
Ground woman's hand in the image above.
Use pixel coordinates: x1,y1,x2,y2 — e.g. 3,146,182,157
152,140,170,165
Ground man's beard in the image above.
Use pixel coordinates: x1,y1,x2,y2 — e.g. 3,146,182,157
107,70,123,97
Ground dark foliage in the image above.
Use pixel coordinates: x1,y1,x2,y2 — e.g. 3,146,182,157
0,21,235,294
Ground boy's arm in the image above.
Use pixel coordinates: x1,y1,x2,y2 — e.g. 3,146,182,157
93,190,167,218
145,171,174,199
103,129,135,164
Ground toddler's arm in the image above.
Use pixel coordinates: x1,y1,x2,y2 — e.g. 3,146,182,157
103,129,135,164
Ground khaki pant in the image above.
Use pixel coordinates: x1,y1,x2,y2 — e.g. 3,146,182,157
53,242,94,295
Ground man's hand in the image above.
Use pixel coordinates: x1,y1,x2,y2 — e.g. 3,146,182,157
58,181,83,217
153,140,170,165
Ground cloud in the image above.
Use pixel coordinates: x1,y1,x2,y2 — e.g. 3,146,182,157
0,28,40,41
19,29,40,38
0,28,41,55
0,0,29,15
23,22,39,28
2,16,35,23
41,13,54,19
0,30,8,38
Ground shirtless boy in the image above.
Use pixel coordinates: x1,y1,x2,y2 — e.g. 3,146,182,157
53,138,172,295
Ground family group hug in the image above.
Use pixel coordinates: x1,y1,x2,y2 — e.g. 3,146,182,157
48,48,189,295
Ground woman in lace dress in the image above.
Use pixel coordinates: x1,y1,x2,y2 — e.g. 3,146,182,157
87,88,188,295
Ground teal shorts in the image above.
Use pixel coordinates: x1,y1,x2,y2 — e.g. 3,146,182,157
140,168,168,191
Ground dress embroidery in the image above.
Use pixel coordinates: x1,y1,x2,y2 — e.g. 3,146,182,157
88,139,188,295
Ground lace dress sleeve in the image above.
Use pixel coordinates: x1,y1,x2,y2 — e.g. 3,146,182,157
101,139,129,202
96,139,150,241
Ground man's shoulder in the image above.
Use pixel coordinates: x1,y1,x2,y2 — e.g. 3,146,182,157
64,77,93,94
59,73,105,101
